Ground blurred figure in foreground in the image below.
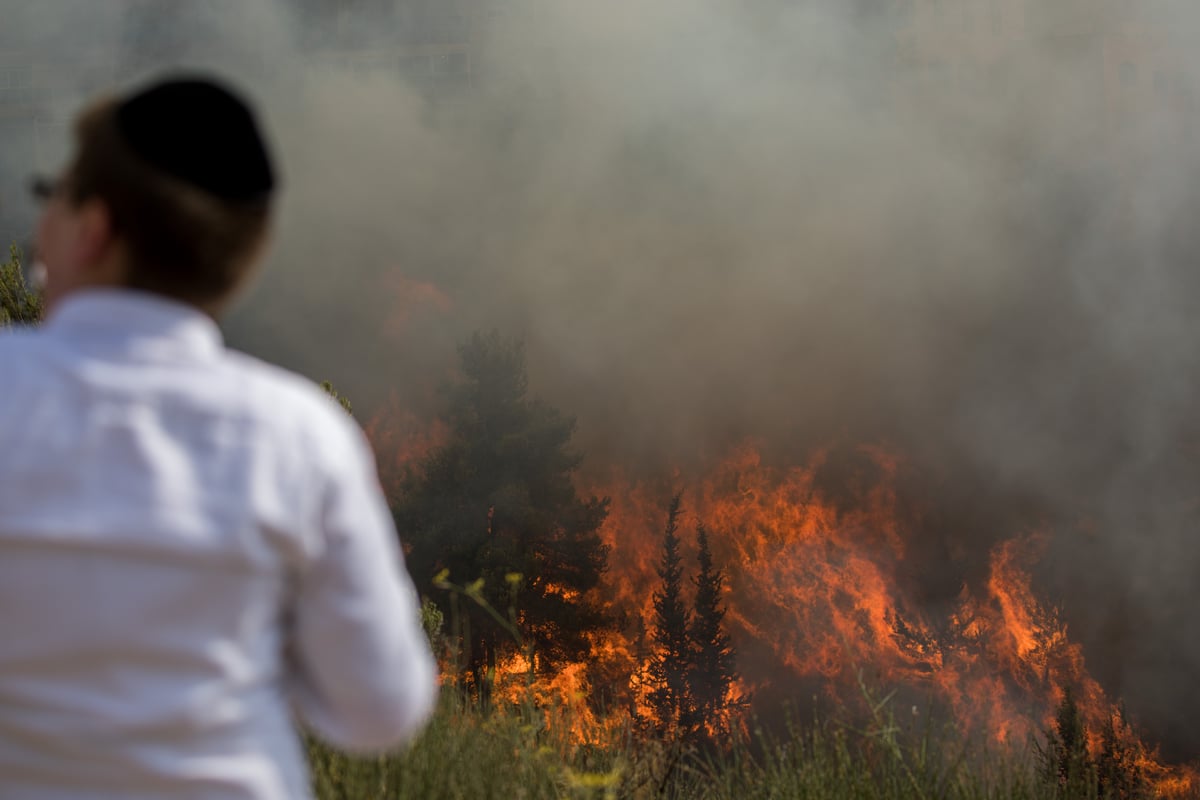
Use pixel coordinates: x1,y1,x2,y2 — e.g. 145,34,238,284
0,73,438,799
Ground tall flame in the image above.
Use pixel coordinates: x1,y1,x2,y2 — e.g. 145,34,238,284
394,428,1194,792
582,441,1193,792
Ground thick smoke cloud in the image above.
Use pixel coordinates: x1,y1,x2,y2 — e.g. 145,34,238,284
9,0,1200,758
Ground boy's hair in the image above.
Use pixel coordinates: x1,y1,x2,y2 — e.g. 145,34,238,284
66,76,277,309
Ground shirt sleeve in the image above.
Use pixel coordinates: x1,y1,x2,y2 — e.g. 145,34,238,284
287,421,438,753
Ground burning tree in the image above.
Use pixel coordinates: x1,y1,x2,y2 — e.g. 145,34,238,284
645,494,692,736
1038,686,1095,796
1037,687,1155,800
686,522,738,739
1097,707,1150,800
644,497,740,741
392,331,612,695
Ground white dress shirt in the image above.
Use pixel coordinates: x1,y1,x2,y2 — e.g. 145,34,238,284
0,289,438,799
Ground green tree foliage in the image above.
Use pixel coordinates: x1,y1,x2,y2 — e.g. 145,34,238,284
646,494,693,736
686,522,737,737
319,380,353,415
0,245,42,326
394,331,611,694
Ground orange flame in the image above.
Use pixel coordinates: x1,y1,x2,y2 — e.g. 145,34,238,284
381,273,453,340
418,436,1196,790
366,396,449,494
587,441,1192,791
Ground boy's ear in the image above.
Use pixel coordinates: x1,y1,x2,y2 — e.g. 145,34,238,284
74,198,117,271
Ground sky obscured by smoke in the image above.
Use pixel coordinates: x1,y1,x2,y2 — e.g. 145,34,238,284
11,0,1200,758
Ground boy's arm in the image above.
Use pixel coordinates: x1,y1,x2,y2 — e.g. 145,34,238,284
288,426,438,753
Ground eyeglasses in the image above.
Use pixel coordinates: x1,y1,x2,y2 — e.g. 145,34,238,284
28,175,60,202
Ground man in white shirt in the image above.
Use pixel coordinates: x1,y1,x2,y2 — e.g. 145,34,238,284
0,74,438,798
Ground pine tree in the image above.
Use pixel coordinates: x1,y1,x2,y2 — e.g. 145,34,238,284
1096,706,1149,800
646,494,692,736
394,331,611,695
687,521,736,737
1038,686,1095,796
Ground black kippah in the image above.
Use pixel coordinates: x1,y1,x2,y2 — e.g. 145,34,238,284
115,74,276,202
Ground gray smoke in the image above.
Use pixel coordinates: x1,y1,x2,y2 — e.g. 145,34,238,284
7,0,1200,760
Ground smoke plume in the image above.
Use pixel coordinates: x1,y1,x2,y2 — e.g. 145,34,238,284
9,0,1200,759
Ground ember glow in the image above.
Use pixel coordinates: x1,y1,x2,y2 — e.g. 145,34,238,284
367,399,449,495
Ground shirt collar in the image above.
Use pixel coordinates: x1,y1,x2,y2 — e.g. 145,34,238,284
43,288,224,360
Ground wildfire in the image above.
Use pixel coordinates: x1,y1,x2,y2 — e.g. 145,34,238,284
366,397,449,494
381,273,453,340
580,441,1193,792
393,425,1195,792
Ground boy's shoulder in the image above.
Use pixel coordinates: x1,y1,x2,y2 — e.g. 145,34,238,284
0,324,40,377
220,348,364,454
0,323,37,345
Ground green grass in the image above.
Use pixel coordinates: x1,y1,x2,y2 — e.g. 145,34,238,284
307,691,625,800
306,691,1101,800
